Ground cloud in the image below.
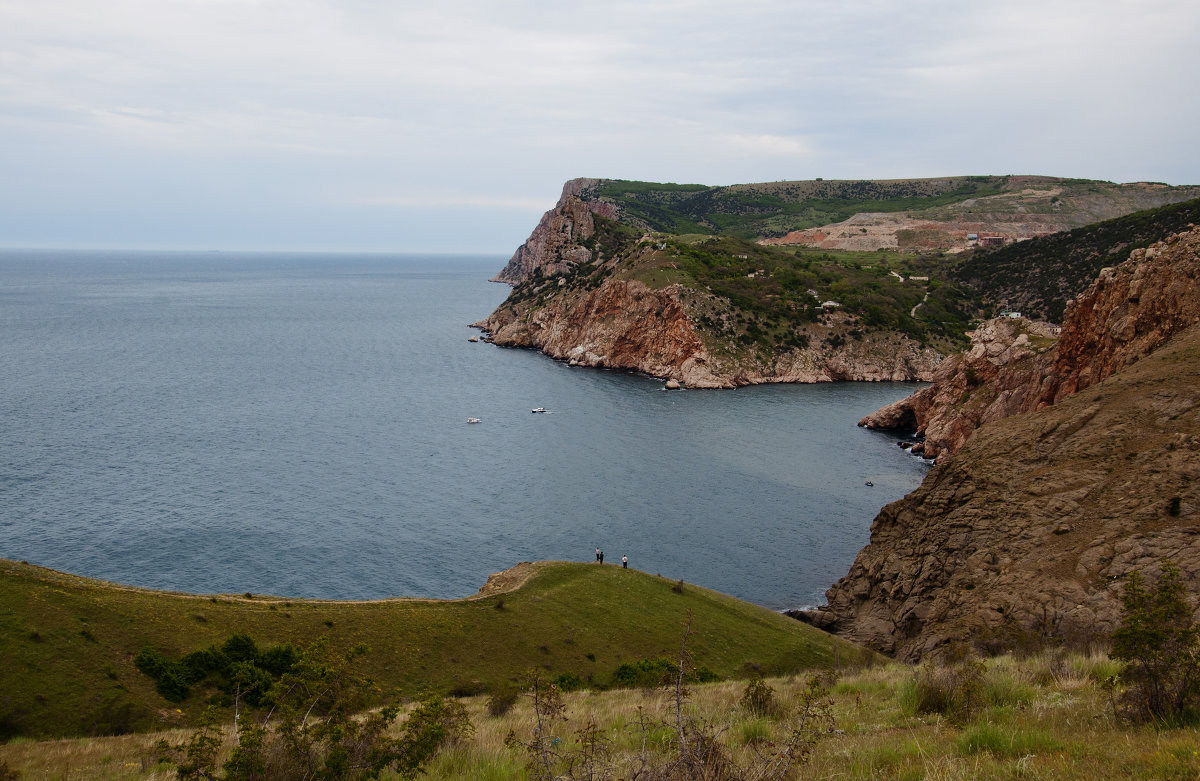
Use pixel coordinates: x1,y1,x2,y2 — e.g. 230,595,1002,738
1,0,1198,250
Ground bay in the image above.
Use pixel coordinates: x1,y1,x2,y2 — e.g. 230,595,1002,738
0,249,929,609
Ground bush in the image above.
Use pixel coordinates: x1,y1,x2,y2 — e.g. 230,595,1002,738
900,656,985,722
739,676,779,718
136,635,303,707
161,639,469,780
1111,561,1200,724
612,658,677,689
486,687,519,717
553,672,585,692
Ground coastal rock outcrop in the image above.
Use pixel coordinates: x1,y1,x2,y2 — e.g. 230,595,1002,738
860,225,1200,460
477,277,730,388
813,226,1200,659
490,179,617,284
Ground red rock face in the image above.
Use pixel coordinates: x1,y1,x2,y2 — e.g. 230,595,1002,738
476,277,730,388
1049,229,1200,402
860,226,1200,460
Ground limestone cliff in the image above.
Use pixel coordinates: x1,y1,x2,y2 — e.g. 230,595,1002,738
490,179,616,284
475,180,944,387
808,226,1200,659
860,226,1200,460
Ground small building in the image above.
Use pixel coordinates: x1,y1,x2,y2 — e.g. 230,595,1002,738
821,300,842,311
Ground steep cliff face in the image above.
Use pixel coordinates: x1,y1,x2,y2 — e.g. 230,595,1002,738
860,226,1200,460
476,278,729,388
806,325,1200,659
1048,229,1200,401
811,226,1200,659
490,179,617,284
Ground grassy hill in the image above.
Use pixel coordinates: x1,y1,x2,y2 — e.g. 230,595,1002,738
0,559,873,740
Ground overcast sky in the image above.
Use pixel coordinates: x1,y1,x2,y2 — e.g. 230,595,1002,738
2,0,1197,253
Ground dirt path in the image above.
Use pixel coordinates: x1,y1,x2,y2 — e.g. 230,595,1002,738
911,290,930,319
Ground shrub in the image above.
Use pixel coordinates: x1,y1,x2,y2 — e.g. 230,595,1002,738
161,639,468,780
553,672,585,692
900,656,985,722
612,658,677,689
486,687,519,717
1110,560,1200,724
739,676,778,718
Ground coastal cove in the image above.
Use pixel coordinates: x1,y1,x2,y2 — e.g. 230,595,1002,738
1,250,929,610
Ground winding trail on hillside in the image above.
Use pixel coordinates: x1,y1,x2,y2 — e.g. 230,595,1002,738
910,290,930,318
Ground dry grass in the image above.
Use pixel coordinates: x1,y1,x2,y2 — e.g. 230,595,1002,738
4,652,1200,780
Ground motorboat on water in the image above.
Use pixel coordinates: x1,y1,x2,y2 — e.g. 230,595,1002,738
531,407,548,414
467,417,482,424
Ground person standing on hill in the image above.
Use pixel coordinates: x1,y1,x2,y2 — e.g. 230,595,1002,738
595,547,601,562
599,550,605,564
622,555,628,568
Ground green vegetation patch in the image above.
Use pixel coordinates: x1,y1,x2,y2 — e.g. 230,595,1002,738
594,177,1010,239
952,197,1200,322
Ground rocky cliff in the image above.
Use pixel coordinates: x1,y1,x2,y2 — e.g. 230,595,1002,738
475,180,944,387
490,178,617,284
860,226,1200,460
807,226,1200,659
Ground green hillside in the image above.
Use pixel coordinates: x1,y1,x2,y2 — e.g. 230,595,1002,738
593,176,1009,238
0,559,873,740
951,197,1200,321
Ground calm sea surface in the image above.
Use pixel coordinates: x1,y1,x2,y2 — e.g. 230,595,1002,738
0,250,929,609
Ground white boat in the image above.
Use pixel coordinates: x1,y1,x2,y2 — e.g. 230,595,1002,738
531,407,547,414
467,417,482,424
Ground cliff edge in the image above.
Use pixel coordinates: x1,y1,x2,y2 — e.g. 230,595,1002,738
809,226,1200,659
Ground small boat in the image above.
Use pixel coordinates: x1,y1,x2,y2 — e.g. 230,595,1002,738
531,407,547,414
467,417,482,424
864,481,874,487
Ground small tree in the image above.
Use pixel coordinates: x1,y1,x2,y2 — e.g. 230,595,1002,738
1111,561,1200,724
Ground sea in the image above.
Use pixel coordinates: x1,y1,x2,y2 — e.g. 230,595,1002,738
0,249,930,611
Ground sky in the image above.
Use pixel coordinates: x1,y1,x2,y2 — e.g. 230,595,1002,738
2,0,1198,253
